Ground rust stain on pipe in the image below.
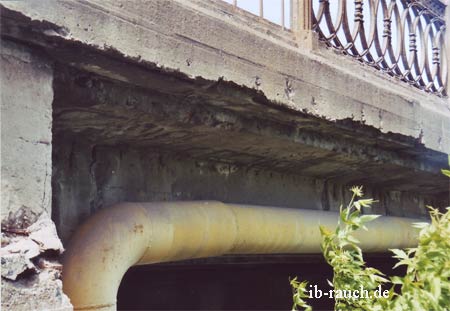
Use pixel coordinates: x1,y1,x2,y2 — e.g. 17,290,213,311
62,201,421,310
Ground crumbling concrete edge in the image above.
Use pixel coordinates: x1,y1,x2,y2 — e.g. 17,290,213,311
1,0,449,154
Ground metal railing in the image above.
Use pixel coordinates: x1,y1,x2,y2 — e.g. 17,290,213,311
313,0,447,96
220,0,447,96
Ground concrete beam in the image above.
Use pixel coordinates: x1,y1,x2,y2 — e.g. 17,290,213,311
1,0,449,154
51,67,448,194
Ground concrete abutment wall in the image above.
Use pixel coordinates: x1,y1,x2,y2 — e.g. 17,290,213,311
1,40,52,228
1,40,72,311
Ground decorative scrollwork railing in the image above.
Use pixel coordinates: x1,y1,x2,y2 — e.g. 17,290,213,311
312,0,447,96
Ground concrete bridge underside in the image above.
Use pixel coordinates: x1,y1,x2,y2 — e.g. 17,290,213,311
1,0,449,239
1,0,449,310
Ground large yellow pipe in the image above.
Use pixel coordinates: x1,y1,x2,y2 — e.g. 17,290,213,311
62,201,420,310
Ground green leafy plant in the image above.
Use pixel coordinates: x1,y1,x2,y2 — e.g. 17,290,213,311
290,278,312,311
387,205,450,311
292,172,450,311
320,186,390,311
442,154,450,178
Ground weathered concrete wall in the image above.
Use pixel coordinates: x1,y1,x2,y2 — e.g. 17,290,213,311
1,1,448,246
0,1,448,309
1,0,449,154
53,137,442,243
1,40,72,311
1,40,52,228
49,65,448,243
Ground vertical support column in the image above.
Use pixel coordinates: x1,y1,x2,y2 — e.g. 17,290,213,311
1,40,53,228
259,0,263,18
0,39,72,311
291,0,317,49
445,3,450,96
445,3,450,202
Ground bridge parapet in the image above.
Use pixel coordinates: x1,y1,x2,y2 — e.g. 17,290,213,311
222,0,448,96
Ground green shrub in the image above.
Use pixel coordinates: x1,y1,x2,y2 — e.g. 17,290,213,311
292,171,450,311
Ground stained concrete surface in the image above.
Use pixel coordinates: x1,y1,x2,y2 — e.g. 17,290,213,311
50,66,448,245
0,1,449,310
1,41,71,311
1,0,449,154
1,40,53,228
52,135,445,243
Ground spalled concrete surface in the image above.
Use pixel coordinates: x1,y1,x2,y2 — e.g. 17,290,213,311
52,66,449,192
0,1,448,308
1,40,72,311
1,214,72,311
48,55,448,244
0,0,448,247
1,0,449,154
1,268,71,311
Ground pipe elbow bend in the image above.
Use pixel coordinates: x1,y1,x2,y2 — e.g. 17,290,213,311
62,203,151,311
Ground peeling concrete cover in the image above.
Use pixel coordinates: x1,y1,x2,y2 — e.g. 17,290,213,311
1,214,71,311
1,39,72,310
0,1,449,310
1,0,449,154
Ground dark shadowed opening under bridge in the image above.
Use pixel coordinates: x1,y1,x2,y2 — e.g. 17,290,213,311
118,254,403,310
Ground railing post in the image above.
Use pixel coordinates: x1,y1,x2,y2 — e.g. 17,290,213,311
291,0,317,49
446,3,450,96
